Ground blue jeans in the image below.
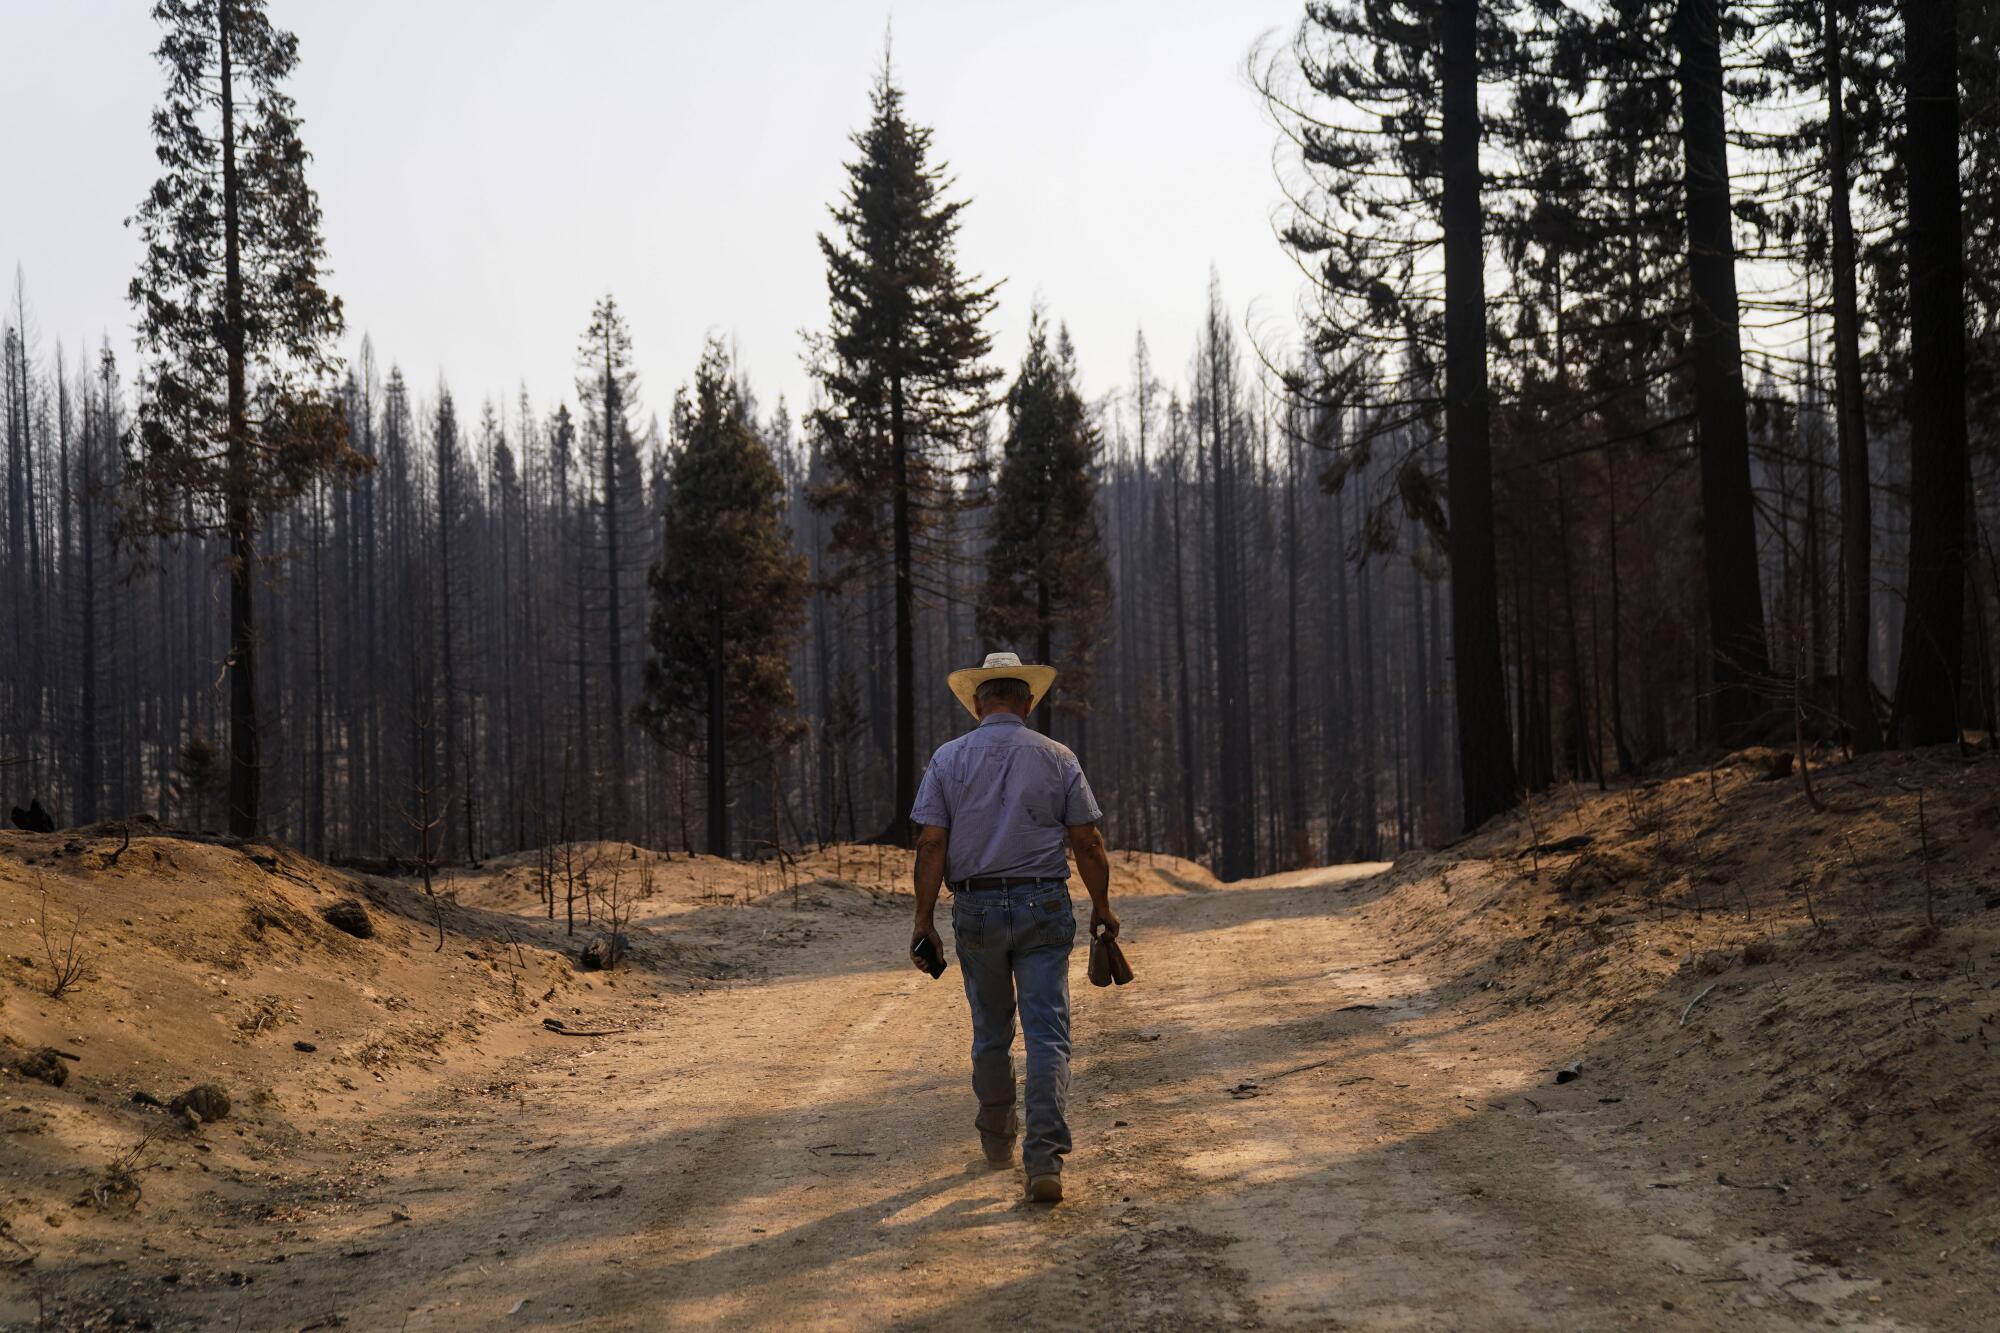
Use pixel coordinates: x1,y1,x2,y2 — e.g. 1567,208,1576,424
949,880,1076,1178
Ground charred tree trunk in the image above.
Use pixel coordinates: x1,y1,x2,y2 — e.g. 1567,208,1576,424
437,420,462,863
1675,0,1773,743
219,5,260,838
1889,0,1968,746
1440,0,1517,829
600,359,628,835
78,381,99,825
1284,428,1304,861
1605,441,1636,772
310,479,328,858
890,368,916,847
707,598,728,856
1356,483,1380,857
1170,458,1198,859
1209,358,1254,879
1327,450,1355,859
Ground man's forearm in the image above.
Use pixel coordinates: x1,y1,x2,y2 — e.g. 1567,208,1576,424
1070,827,1111,910
1076,848,1110,910
913,835,947,923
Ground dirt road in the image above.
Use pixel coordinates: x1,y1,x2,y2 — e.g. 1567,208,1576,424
46,859,1908,1331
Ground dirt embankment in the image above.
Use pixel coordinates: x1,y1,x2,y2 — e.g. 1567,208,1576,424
1355,744,2000,1324
0,747,1994,1331
0,826,757,1326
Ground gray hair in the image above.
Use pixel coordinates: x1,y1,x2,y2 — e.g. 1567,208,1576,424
974,676,1033,710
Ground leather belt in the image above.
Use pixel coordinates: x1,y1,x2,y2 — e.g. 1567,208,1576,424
950,876,1052,893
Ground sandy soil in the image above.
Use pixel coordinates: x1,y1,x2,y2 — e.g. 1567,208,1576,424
2,745,1996,1330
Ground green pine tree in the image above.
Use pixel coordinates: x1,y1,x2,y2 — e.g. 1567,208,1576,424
980,313,1111,734
638,341,808,858
126,0,361,837
810,58,1000,846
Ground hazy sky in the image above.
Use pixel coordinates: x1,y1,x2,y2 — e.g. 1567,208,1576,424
3,0,1307,427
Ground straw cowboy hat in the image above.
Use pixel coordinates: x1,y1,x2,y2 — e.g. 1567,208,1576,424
947,652,1058,720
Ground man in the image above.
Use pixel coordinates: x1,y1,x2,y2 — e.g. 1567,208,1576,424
911,651,1118,1205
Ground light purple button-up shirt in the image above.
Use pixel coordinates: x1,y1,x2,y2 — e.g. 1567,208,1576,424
910,713,1104,884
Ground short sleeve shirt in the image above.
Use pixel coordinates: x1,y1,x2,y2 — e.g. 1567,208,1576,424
910,713,1103,884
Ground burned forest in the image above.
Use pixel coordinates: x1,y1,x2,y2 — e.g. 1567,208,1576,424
3,0,1998,1328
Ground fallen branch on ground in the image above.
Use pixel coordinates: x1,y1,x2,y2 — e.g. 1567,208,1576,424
541,1018,627,1037
1679,983,1718,1027
1227,1058,1335,1097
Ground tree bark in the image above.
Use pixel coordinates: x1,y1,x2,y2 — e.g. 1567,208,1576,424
1824,1,1882,751
1889,0,1967,746
1675,0,1773,743
1440,0,1517,829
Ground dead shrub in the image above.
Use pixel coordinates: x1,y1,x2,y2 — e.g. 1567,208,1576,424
38,880,94,1000
84,1127,168,1211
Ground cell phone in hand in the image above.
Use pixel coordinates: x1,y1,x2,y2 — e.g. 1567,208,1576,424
912,933,947,979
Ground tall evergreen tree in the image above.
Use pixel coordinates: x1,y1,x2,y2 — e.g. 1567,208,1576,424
810,60,999,847
980,313,1112,732
637,341,808,857
126,0,358,835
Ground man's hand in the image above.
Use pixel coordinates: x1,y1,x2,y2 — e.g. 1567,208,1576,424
912,912,945,971
1091,902,1121,940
